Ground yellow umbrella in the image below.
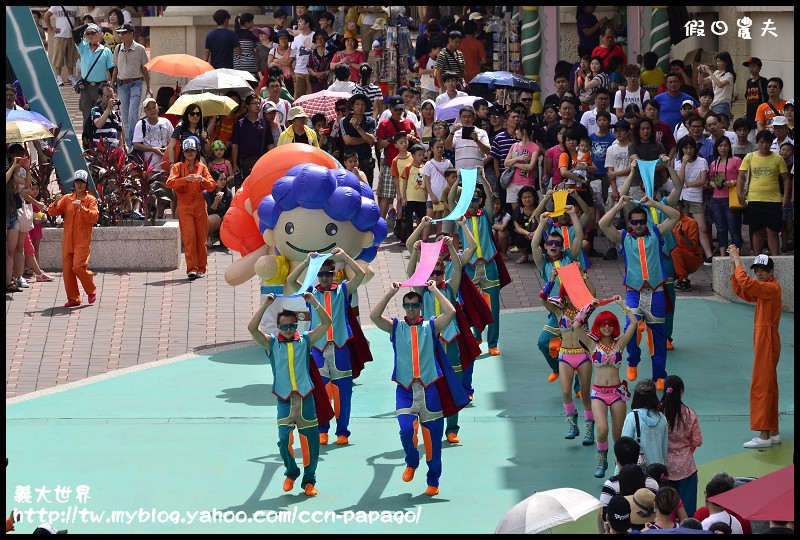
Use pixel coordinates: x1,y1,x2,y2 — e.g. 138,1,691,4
166,93,240,117
6,120,53,144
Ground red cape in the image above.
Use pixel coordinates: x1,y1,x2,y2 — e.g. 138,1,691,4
454,303,481,370
432,331,471,418
346,305,373,379
308,360,335,425
458,272,494,332
494,253,513,289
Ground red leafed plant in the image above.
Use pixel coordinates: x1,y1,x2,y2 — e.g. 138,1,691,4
82,139,144,226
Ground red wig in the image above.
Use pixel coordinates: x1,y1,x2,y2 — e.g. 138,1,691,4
591,310,621,339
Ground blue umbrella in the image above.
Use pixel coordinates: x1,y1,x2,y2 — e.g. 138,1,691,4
469,71,541,93
435,95,483,122
6,109,57,129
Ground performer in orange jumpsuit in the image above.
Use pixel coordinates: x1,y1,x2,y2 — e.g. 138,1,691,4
48,170,99,307
166,136,216,280
728,246,783,449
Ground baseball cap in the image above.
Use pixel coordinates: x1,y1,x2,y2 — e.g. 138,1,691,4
606,495,631,533
468,12,484,21
261,101,277,114
73,170,89,183
389,95,405,110
488,105,504,116
785,99,794,108
84,23,102,35
681,99,695,108
116,23,135,34
142,97,157,109
182,136,200,151
611,119,631,131
750,254,774,270
742,56,762,68
769,115,788,127
275,29,289,39
624,488,656,525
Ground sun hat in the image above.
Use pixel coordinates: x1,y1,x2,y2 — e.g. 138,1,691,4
624,489,656,525
286,106,309,121
768,115,788,127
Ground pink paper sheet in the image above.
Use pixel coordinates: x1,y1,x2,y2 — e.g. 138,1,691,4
401,240,444,287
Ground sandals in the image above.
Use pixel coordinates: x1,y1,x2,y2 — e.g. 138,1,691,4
515,254,529,264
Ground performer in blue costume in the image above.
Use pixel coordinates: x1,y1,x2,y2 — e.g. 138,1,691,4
406,216,478,444
533,189,594,271
618,159,684,350
598,194,680,389
285,247,365,446
248,292,334,497
370,281,470,497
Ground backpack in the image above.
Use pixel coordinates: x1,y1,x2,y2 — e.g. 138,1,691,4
128,118,148,162
620,87,647,107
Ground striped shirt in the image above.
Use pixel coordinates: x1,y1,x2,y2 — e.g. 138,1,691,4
490,129,516,174
91,106,122,146
435,47,465,81
354,83,384,118
600,475,659,506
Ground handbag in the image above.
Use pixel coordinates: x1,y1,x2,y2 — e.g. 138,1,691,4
393,206,414,243
730,152,753,210
633,410,648,473
499,143,519,189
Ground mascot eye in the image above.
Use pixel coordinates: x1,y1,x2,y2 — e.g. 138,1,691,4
285,222,294,235
325,223,338,236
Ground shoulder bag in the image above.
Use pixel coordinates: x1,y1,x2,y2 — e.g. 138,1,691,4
499,143,518,189
731,152,753,210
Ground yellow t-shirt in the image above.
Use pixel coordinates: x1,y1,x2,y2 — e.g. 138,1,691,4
402,163,428,202
640,68,666,89
739,151,788,203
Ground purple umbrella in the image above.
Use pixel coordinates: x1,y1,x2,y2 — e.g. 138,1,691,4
435,95,483,122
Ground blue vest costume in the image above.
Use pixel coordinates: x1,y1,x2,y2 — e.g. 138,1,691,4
621,225,666,291
391,317,443,389
268,332,314,400
308,282,352,351
647,197,678,342
422,285,459,344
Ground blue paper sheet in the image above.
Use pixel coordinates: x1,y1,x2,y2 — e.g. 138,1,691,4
433,168,479,222
281,252,333,297
638,159,658,199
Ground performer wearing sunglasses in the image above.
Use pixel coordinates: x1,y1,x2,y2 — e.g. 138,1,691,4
598,195,680,389
248,291,332,497
370,281,469,497
285,247,365,447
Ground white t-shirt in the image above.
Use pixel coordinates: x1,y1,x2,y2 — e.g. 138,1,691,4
328,80,357,93
420,55,438,92
676,157,709,203
132,116,175,170
613,87,650,114
604,141,631,187
291,32,314,74
770,135,794,153
378,109,418,125
711,70,735,107
422,158,452,200
435,90,468,114
580,108,618,137
701,511,743,534
451,127,489,171
47,6,79,39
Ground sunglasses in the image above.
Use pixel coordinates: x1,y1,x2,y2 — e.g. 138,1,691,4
545,240,563,247
188,111,201,116
629,219,648,226
402,302,422,310
471,197,480,203
317,271,335,278
278,323,298,331
520,98,533,102
430,270,444,277
84,31,99,36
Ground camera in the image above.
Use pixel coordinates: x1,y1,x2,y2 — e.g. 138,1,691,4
113,99,121,106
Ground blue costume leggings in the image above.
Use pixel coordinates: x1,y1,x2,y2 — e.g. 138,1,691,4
471,285,501,348
444,340,473,436
664,279,676,342
396,385,444,487
277,396,319,488
624,288,668,381
318,375,353,437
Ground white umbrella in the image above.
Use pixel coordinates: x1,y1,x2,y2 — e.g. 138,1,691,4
435,95,482,121
495,488,604,534
212,68,259,83
183,70,252,95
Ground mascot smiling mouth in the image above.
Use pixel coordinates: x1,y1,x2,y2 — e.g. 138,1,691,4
286,241,337,254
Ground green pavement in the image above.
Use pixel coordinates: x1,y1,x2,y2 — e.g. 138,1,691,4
6,299,794,533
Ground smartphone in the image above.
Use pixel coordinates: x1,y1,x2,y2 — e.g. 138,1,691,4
461,126,475,140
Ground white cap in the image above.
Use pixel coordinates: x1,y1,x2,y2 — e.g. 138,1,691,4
142,97,157,109
468,12,484,21
73,169,89,182
681,99,695,108
769,115,788,126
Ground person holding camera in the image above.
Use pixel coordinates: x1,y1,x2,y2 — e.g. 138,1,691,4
444,106,490,172
90,82,124,149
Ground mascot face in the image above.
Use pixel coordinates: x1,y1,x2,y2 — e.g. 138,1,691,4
267,207,373,261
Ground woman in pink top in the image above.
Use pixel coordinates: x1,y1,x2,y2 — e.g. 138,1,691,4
544,124,568,190
659,375,702,518
503,120,541,209
708,137,743,256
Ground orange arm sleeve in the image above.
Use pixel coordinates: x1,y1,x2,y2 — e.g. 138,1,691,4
82,195,99,225
47,194,70,217
732,266,780,301
198,163,216,192
166,162,188,189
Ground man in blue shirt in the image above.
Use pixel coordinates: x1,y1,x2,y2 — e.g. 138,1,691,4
74,23,115,123
203,9,241,69
654,73,698,131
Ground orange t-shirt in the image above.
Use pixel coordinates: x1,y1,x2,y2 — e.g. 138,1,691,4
755,99,787,127
673,215,701,256
459,36,487,85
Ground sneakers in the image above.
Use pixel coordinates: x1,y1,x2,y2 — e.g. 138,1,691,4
603,248,618,260
187,272,197,280
656,379,665,391
509,246,520,253
401,466,416,482
282,477,295,492
488,347,500,356
319,433,329,445
16,277,30,288
6,283,23,293
336,435,348,445
446,433,460,444
674,279,692,291
595,450,608,478
88,293,96,304
547,372,559,383
770,434,782,444
666,340,674,351
56,75,64,86
626,366,638,381
64,300,81,307
743,437,772,449
303,484,318,496
196,272,205,279
564,413,579,439
386,208,397,222
424,485,439,496
582,420,595,446
67,75,78,87
703,256,713,266
36,274,54,282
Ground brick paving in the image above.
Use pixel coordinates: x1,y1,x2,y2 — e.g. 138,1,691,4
4,87,725,399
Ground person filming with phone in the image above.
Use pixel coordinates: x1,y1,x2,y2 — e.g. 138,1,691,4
444,105,490,171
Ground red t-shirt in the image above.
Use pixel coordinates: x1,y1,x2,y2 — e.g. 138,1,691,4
377,117,419,165
591,45,627,71
693,506,752,534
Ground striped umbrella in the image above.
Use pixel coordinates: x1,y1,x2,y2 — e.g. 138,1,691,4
293,90,353,123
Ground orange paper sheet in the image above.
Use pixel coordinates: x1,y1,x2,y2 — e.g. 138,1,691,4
549,190,570,218
557,262,596,310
